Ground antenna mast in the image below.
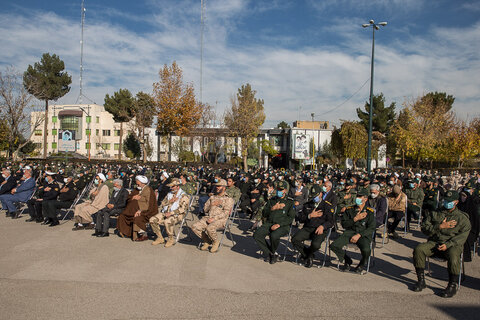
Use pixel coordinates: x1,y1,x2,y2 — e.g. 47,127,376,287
200,0,205,103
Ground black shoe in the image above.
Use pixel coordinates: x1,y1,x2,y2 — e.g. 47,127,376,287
305,256,314,268
354,265,366,275
42,218,52,225
35,219,43,223
342,255,353,272
440,282,458,298
49,220,59,227
25,218,36,222
97,232,109,237
413,268,427,292
92,230,101,237
269,254,278,264
72,225,85,231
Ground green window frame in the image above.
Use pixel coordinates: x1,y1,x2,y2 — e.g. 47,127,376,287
85,143,91,150
114,143,120,150
52,142,57,149
34,129,42,136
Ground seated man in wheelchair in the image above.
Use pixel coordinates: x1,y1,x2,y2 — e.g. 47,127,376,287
291,183,336,268
413,190,471,298
330,189,376,274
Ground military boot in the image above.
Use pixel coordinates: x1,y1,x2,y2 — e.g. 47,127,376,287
413,268,427,292
440,274,458,298
210,239,220,253
164,236,176,248
152,236,165,246
200,232,211,251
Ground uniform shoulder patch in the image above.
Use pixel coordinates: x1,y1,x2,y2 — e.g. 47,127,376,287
367,207,375,213
325,201,332,206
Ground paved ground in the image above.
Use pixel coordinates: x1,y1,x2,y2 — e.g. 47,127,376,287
0,212,479,320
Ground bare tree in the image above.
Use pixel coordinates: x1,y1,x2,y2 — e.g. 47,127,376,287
0,67,44,160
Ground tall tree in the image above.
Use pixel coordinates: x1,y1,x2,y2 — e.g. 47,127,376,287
339,121,368,169
123,132,141,159
276,121,290,129
224,83,265,170
356,93,396,134
420,91,455,112
104,88,135,160
1,67,44,159
23,53,71,159
444,118,480,168
130,91,155,163
152,61,203,160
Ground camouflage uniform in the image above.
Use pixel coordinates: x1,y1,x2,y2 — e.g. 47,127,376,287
149,188,190,238
226,185,241,203
191,194,234,242
181,181,198,196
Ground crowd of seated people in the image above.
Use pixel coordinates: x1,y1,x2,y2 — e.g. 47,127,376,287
1,161,478,298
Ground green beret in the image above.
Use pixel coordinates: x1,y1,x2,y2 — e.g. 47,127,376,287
310,185,322,196
357,188,369,197
276,181,289,190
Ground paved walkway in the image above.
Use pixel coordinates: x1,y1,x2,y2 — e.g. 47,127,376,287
0,213,479,319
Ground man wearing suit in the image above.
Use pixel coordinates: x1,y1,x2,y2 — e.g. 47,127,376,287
92,179,129,237
0,168,36,218
0,169,17,197
26,172,60,222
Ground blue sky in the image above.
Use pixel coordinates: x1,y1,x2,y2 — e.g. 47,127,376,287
1,0,479,128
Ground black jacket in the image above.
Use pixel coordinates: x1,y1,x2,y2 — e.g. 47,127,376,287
0,176,17,195
109,188,129,210
300,190,337,229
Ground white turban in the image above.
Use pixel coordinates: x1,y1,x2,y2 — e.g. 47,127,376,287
136,175,148,184
97,173,107,182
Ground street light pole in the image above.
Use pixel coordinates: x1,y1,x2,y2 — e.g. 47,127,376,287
363,20,386,174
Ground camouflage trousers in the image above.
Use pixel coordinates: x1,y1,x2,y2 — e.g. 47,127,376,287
191,217,226,242
149,212,184,237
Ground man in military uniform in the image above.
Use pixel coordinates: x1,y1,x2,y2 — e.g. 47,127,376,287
180,173,197,196
413,190,471,298
405,179,424,230
42,176,79,227
292,184,336,268
190,179,234,253
26,172,59,223
422,176,439,219
150,178,190,248
253,181,295,264
226,177,241,203
330,189,376,274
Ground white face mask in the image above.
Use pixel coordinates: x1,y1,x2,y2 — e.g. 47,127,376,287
1,174,6,179
64,178,69,184
371,193,378,199
136,186,142,190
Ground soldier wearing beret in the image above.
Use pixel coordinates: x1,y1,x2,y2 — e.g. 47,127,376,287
330,188,376,274
413,190,471,298
253,180,295,264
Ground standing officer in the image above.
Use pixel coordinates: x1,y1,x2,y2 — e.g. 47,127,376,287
26,172,59,223
330,189,376,274
254,181,295,264
413,190,471,298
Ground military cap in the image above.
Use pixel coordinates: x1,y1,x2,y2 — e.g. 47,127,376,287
357,188,369,197
310,184,322,196
444,190,459,202
276,181,289,190
167,178,181,187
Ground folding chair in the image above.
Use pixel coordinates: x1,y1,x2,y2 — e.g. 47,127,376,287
336,229,376,274
196,205,236,251
60,180,93,221
280,222,295,261
13,188,37,218
427,252,465,288
175,185,200,242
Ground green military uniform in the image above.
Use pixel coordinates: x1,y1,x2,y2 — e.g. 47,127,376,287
423,185,438,213
336,188,357,214
330,202,376,266
104,178,114,197
182,181,198,196
225,185,241,203
414,203,471,275
254,182,295,257
405,184,424,213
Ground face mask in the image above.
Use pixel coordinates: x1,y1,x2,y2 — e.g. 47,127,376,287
276,190,284,198
214,178,219,183
322,186,327,193
45,177,50,183
278,176,284,181
314,196,321,203
136,186,142,190
340,181,345,185
113,187,120,192
371,193,378,199
2,174,6,179
389,181,394,185
64,178,69,184
409,183,415,189
255,179,259,184
355,198,363,206
94,179,99,185
443,200,454,210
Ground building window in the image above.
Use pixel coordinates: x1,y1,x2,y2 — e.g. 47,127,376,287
114,143,120,150
96,116,100,123
34,130,42,136
96,129,99,136
52,129,57,136
60,115,80,131
85,143,91,150
114,130,121,136
102,130,111,136
52,142,57,149
101,143,110,150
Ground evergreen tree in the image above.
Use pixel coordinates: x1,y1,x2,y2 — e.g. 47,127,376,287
123,133,141,159
356,93,396,134
23,53,71,159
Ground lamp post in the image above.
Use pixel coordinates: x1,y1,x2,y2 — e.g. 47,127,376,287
362,20,387,174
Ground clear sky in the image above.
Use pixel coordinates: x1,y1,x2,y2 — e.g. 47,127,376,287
1,0,479,128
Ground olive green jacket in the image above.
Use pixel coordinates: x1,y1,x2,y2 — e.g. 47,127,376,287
421,207,471,249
